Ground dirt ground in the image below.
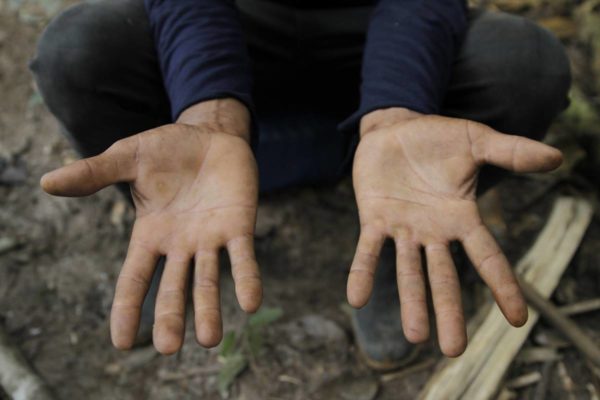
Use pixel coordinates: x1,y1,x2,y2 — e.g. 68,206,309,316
1,0,600,399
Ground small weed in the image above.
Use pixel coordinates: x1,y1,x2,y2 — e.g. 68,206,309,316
217,306,283,398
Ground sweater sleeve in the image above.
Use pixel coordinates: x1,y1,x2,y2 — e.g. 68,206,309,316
339,0,468,132
144,0,254,121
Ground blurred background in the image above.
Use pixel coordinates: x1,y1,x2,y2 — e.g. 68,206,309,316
1,0,600,399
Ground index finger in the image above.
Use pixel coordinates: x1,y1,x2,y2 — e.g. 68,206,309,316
227,235,262,313
461,223,528,327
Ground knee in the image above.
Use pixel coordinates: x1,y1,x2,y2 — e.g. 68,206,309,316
468,12,571,100
465,12,571,135
30,1,146,108
33,3,106,90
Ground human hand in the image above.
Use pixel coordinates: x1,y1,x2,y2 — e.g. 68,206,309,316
348,112,562,356
41,101,261,354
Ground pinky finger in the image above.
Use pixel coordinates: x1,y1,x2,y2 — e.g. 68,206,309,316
347,227,385,308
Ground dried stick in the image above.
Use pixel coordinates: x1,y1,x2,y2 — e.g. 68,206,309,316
518,278,600,368
0,327,54,400
559,298,600,316
532,361,555,400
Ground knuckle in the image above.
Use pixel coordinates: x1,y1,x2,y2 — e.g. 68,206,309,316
111,302,141,312
155,310,184,320
493,282,522,302
349,267,375,279
194,276,219,289
435,306,464,321
397,268,423,280
117,273,150,290
401,296,427,307
478,250,504,272
429,273,457,287
196,305,220,313
231,256,259,273
235,272,261,284
355,250,379,265
461,221,486,242
157,288,185,299
227,233,254,246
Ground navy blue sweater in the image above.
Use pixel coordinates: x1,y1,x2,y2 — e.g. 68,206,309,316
145,0,467,130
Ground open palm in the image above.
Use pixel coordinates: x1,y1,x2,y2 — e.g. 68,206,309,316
41,124,261,354
348,115,562,356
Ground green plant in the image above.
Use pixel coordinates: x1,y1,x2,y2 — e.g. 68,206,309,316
217,307,283,398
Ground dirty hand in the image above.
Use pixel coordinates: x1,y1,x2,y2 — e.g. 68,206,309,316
347,110,562,357
40,100,261,354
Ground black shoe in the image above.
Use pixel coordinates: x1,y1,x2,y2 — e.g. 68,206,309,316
351,240,419,371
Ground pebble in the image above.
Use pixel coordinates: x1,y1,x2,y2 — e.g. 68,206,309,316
281,314,348,352
0,165,27,185
0,236,18,254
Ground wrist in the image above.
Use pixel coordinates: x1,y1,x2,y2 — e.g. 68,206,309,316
360,107,422,138
176,98,251,143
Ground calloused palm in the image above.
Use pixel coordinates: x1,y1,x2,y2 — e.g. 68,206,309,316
348,115,562,357
41,124,262,354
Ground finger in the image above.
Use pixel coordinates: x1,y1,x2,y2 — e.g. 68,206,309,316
193,250,222,348
470,122,562,173
227,235,262,313
110,240,158,350
395,240,429,343
461,223,528,327
153,253,190,355
425,244,466,357
40,136,138,196
347,227,385,308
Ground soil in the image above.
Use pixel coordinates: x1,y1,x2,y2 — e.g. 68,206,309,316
1,1,599,399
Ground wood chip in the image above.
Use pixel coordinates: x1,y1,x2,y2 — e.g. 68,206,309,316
534,330,571,349
505,371,542,390
532,361,555,400
495,387,516,400
587,383,600,400
0,237,18,255
516,347,561,364
278,375,302,385
557,361,576,400
559,298,600,317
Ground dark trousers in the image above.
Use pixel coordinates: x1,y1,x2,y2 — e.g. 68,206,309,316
30,0,570,193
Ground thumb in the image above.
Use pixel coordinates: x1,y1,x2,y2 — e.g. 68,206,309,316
41,137,138,197
473,124,563,173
